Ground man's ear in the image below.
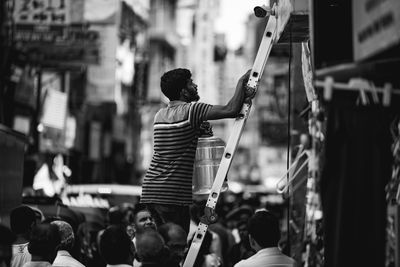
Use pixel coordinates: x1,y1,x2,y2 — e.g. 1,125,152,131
180,87,188,99
248,234,256,247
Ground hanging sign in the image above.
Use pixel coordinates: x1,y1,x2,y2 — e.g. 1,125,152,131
13,0,84,25
41,89,67,130
353,0,400,60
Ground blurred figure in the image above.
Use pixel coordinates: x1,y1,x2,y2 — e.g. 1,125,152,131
226,205,255,266
76,222,105,267
0,224,16,267
107,204,136,240
98,225,135,267
135,229,176,267
158,223,187,266
29,207,44,225
188,230,221,267
234,210,296,267
23,223,60,267
10,205,36,267
50,220,85,267
108,206,124,225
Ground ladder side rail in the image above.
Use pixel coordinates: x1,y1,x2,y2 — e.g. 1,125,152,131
206,15,278,210
183,14,278,267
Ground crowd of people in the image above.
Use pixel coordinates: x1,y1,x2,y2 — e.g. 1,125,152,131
0,192,295,267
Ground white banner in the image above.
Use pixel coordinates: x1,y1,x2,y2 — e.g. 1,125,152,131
41,89,67,130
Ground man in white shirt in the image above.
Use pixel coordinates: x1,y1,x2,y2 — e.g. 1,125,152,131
10,206,36,267
51,220,85,267
234,210,296,267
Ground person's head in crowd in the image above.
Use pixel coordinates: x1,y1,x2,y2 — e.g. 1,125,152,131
108,203,136,239
28,223,60,263
76,221,105,266
0,224,16,267
120,203,135,225
30,206,45,224
108,206,124,225
99,225,135,266
135,228,170,266
42,216,63,224
133,204,157,233
10,205,37,241
158,223,187,264
50,221,75,252
247,210,281,251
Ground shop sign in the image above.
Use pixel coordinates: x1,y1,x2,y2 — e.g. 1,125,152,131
13,0,84,25
353,0,400,60
86,24,118,103
14,24,99,44
14,24,100,64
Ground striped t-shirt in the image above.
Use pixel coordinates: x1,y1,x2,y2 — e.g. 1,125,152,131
140,101,212,205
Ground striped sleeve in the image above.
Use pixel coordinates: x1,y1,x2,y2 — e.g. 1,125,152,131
189,102,212,129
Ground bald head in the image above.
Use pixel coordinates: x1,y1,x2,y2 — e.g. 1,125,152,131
158,223,187,260
136,229,165,263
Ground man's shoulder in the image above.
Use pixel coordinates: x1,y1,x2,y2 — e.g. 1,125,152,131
155,103,191,124
234,249,296,267
53,254,85,267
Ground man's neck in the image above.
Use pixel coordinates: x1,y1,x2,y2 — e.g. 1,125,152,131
107,262,133,266
31,255,50,262
168,100,187,106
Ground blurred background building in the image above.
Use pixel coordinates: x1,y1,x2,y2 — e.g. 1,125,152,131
0,0,299,194
1,0,400,266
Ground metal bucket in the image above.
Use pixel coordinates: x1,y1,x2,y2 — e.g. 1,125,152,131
193,136,228,195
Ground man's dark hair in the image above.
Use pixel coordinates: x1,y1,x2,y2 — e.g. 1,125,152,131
99,225,133,265
108,206,124,225
133,203,151,218
51,220,75,251
28,223,60,261
160,68,192,101
10,205,36,235
247,210,280,248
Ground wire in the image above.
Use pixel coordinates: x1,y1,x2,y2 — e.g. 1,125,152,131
286,22,292,256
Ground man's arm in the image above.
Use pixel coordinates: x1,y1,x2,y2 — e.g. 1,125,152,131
206,70,251,120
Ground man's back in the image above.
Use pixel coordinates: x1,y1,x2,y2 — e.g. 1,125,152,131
235,247,296,267
52,250,85,267
234,247,296,267
141,101,211,206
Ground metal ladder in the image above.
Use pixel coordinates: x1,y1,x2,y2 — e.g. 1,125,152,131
183,4,282,267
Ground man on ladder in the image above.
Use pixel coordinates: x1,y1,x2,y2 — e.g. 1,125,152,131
140,68,251,235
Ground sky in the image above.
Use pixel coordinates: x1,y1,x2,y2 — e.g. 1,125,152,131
215,0,268,50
